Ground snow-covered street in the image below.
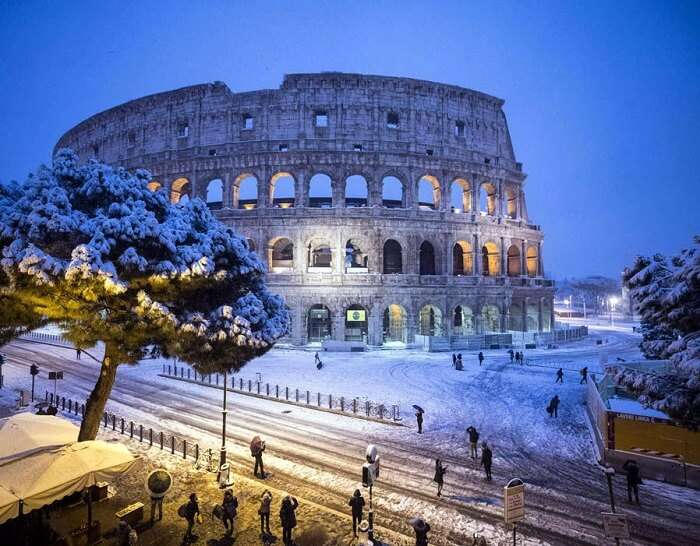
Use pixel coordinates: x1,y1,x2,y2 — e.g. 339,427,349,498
2,326,699,545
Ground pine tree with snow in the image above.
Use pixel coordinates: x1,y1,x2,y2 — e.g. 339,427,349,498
0,150,290,440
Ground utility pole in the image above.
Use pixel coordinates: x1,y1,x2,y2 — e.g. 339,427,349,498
603,467,620,546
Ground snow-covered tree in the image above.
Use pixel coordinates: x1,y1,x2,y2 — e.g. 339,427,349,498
0,150,290,440
616,237,700,426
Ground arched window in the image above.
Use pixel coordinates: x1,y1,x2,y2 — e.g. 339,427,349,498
479,182,497,215
170,178,191,204
481,304,501,333
453,241,473,275
345,304,368,341
419,305,442,336
309,242,332,269
205,178,224,209
419,241,436,275
309,174,332,208
383,304,407,344
505,185,518,218
235,174,258,209
345,175,368,207
450,179,471,213
383,239,402,274
270,238,294,271
507,245,521,277
527,246,539,277
307,304,332,342
382,176,404,208
270,172,295,208
481,242,500,276
508,303,523,331
453,305,474,335
418,175,440,210
147,181,162,192
345,239,368,271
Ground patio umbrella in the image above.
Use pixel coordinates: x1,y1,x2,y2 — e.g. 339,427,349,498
0,412,78,463
0,439,138,524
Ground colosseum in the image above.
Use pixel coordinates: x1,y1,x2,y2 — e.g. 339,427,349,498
56,72,555,349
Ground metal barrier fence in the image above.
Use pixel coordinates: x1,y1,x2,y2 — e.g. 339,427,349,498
20,331,72,346
160,363,402,423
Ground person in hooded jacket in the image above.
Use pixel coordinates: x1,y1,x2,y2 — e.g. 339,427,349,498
478,352,484,366
182,493,199,544
279,495,299,545
623,459,643,504
466,426,480,459
412,518,431,546
348,489,365,537
433,459,448,497
480,442,493,481
259,489,272,536
221,489,238,535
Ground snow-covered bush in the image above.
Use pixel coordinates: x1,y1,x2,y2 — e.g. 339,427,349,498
0,150,290,439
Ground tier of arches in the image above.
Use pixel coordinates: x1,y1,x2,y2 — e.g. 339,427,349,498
146,170,526,218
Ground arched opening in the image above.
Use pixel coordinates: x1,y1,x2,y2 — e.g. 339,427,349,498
541,300,552,332
508,303,523,331
383,239,403,274
147,181,162,192
453,305,474,336
308,240,333,270
481,304,501,333
527,245,539,277
507,245,521,277
418,175,440,210
505,186,518,218
453,241,473,276
419,305,442,336
383,304,407,344
345,175,368,207
345,304,368,342
170,177,191,204
527,302,539,331
205,178,224,209
419,241,436,275
481,241,500,276
308,173,333,208
345,239,368,271
270,238,294,271
382,176,404,208
235,174,258,209
479,182,497,215
450,179,472,213
307,304,332,342
270,172,295,208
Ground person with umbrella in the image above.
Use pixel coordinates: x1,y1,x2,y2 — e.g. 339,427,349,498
433,459,447,497
413,405,424,434
251,435,267,478
410,518,431,546
146,469,172,524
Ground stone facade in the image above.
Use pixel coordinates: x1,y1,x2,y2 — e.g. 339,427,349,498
56,72,555,346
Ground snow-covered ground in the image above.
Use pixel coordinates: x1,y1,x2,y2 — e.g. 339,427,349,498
2,325,699,545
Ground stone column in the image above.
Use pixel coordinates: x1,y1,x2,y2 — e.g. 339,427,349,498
369,305,383,346
538,241,544,277
538,298,544,333
522,297,529,332
499,236,506,277
258,169,270,209
521,239,527,276
473,233,481,276
296,171,307,208
472,177,480,213
334,311,345,342
293,302,304,345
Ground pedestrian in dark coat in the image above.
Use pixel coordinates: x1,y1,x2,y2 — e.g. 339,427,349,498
579,367,588,384
259,490,272,536
348,489,365,537
183,493,200,543
481,442,493,480
548,395,560,417
478,351,484,366
457,354,464,370
466,426,479,459
412,518,431,546
252,438,266,478
452,353,457,368
508,349,514,362
433,459,448,497
76,348,81,360
416,410,423,434
221,489,238,535
555,368,564,383
623,460,642,504
280,495,298,546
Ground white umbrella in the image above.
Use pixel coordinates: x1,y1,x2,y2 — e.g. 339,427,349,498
0,413,79,463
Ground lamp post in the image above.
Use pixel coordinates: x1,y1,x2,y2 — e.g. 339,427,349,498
218,371,233,488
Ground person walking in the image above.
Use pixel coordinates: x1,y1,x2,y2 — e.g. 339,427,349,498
508,349,514,362
579,366,588,384
478,351,484,366
182,493,200,544
480,442,493,481
452,353,457,368
415,410,424,434
466,426,480,459
411,518,431,546
251,437,267,478
76,348,81,360
623,459,642,504
555,367,564,383
348,489,365,537
433,459,448,497
259,489,273,536
221,489,238,536
280,495,299,546
548,395,560,418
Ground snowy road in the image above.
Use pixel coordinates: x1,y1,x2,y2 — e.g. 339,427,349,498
3,328,699,545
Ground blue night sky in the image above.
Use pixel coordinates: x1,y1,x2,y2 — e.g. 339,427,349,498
1,1,698,279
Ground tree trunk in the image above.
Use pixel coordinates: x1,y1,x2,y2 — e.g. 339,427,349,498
78,347,119,441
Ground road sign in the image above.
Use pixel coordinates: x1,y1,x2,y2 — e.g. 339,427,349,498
48,371,64,380
504,479,525,524
602,512,629,539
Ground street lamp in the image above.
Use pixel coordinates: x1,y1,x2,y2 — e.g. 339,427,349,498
218,371,233,488
608,296,619,328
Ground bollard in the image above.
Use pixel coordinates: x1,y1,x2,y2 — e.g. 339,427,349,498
285,387,289,400
366,401,370,417
295,389,299,402
392,405,399,421
239,378,243,390
306,390,310,404
45,390,48,401
61,397,65,410
168,364,171,375
139,424,143,442
112,414,116,430
121,418,125,434
353,398,358,414
216,374,219,386
329,394,333,409
171,435,175,455
195,443,199,461
276,385,279,398
317,392,321,406
248,379,252,392
183,440,187,459
187,369,191,380
180,368,184,378
81,404,85,418
257,382,261,394
68,400,72,413
130,421,134,438
149,428,153,446
103,413,108,428
160,431,164,449
266,383,270,396
193,370,196,382
378,405,384,419
341,397,345,412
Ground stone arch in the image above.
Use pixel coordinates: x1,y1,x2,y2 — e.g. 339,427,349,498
453,304,474,335
205,178,224,209
479,181,497,215
307,304,332,342
541,299,552,332
419,304,443,336
527,301,540,331
527,245,539,277
450,178,472,213
269,237,294,271
170,177,191,204
481,304,501,333
383,304,408,344
453,240,474,275
345,174,368,207
417,175,441,210
233,173,259,209
481,241,500,276
307,237,333,269
508,302,524,331
345,238,369,271
383,239,403,274
345,303,369,342
507,244,521,277
419,240,436,275
381,174,406,208
270,171,296,208
147,180,162,192
504,184,518,218
308,173,333,208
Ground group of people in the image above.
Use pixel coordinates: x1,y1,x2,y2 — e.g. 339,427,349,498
508,349,525,364
554,366,589,384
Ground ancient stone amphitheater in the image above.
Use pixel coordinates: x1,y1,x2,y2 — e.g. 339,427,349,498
56,72,555,348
